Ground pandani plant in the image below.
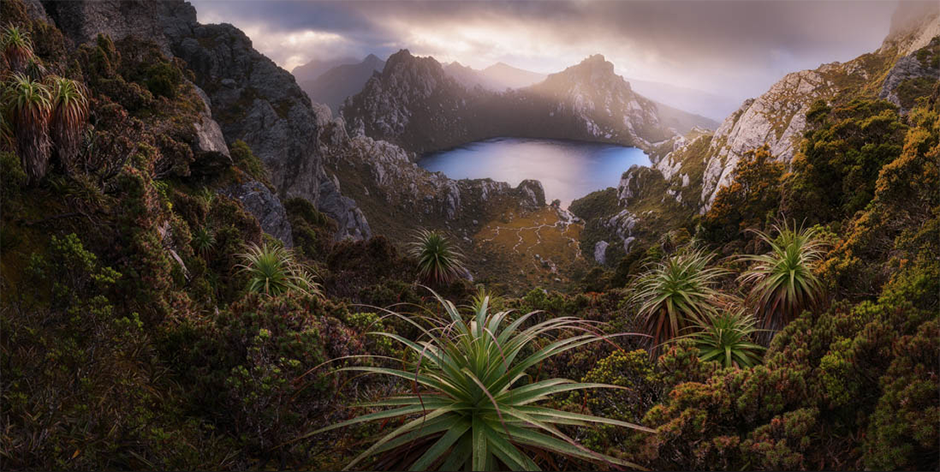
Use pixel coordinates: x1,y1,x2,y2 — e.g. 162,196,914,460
3,73,52,184
738,221,827,341
1,25,34,74
630,247,728,355
237,242,321,298
408,229,467,285
48,76,89,172
300,290,653,471
682,305,765,368
191,225,216,260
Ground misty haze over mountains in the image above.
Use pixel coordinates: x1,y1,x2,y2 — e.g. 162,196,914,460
293,54,730,122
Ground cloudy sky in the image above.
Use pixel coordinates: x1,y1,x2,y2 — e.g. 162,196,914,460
189,0,913,103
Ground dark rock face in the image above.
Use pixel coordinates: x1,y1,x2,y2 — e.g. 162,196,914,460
221,181,294,248
41,0,371,242
169,23,371,241
41,0,196,54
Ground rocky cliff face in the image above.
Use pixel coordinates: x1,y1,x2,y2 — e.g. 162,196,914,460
42,0,372,242
40,0,196,55
317,117,546,243
576,7,939,259
525,55,671,147
342,51,683,154
650,5,940,213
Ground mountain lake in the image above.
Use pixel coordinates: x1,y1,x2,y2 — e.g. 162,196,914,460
418,137,651,208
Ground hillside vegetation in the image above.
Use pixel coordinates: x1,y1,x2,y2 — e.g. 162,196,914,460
0,1,937,471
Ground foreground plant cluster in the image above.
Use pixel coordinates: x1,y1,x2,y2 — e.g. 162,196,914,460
1,2,938,471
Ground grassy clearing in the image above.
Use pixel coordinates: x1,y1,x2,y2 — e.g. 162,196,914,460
473,207,586,293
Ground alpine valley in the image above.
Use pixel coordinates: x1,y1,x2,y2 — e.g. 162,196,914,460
1,0,938,471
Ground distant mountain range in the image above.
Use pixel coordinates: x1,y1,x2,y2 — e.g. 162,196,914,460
296,54,386,114
291,56,359,84
340,51,710,154
293,55,719,131
444,61,547,90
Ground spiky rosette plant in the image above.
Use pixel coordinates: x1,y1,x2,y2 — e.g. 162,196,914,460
739,221,827,340
48,76,89,172
408,229,466,285
303,291,652,471
3,73,52,184
191,226,216,259
683,307,765,368
1,26,34,74
630,248,728,354
237,242,321,298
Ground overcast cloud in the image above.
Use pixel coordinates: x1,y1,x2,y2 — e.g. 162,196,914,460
189,0,920,103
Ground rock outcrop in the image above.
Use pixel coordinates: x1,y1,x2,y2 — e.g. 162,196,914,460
880,38,940,112
42,0,196,55
649,4,940,214
42,0,372,242
222,181,294,248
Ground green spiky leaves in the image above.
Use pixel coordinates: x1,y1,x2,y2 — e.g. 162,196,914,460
408,229,467,285
739,222,827,340
1,25,34,74
48,76,89,172
237,242,322,298
3,73,51,183
685,308,765,368
303,290,652,471
630,248,728,352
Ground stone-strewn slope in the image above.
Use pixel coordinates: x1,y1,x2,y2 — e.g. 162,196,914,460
342,51,686,154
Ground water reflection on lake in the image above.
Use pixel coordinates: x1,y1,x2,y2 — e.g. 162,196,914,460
419,137,650,208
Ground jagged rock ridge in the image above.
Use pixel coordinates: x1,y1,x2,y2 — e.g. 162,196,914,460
342,51,693,154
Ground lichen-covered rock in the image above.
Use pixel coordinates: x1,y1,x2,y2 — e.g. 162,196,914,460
697,69,833,209
190,84,229,155
593,240,609,265
221,181,294,247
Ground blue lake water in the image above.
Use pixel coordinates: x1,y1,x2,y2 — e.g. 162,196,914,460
418,137,650,208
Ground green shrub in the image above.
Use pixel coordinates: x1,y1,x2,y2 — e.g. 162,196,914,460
144,62,182,98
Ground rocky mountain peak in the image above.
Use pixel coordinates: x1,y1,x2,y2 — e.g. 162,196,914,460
880,1,940,56
384,49,414,67
541,54,625,93
362,53,383,66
